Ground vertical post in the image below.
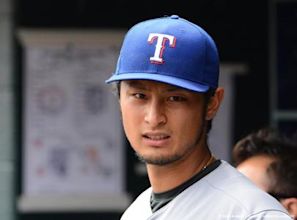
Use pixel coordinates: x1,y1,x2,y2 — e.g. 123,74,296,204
0,0,15,219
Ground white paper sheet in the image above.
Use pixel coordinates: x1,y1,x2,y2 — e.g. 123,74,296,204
22,35,125,196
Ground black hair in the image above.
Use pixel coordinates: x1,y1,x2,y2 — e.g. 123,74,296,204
232,127,297,199
232,127,296,166
204,88,216,134
267,153,297,200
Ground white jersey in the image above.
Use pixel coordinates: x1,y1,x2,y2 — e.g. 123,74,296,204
121,160,292,220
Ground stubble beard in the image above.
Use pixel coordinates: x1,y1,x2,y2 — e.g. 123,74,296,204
136,151,182,166
135,121,206,166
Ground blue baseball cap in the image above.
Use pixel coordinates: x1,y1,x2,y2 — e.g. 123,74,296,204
105,15,220,92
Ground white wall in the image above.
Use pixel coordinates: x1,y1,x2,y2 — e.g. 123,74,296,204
0,0,15,219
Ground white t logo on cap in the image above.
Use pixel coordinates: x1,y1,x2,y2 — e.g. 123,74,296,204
148,33,176,64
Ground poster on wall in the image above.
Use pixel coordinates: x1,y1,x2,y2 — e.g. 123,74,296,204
18,30,130,212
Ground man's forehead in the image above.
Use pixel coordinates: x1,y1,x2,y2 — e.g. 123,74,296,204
121,80,186,91
239,155,276,168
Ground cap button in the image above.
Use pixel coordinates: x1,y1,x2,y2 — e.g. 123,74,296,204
170,15,179,19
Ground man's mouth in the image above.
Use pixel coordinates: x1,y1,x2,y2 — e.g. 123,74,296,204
143,133,170,140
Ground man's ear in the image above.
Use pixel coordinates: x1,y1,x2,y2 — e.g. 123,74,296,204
206,87,224,120
281,198,297,219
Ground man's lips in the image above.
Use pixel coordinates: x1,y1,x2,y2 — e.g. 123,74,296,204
143,132,170,140
142,132,170,146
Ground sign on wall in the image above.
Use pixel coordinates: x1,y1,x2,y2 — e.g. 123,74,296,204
18,30,130,212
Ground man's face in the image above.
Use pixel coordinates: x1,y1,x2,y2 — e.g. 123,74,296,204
237,155,275,191
119,80,208,166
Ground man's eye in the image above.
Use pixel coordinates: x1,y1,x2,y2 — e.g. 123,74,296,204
168,96,186,102
133,93,146,99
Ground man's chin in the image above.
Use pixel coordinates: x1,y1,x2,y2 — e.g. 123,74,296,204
135,152,181,166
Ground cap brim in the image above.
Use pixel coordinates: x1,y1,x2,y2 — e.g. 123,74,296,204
105,73,209,92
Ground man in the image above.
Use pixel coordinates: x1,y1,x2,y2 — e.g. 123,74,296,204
233,128,297,219
105,15,291,219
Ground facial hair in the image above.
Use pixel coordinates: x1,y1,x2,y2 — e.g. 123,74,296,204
135,119,207,166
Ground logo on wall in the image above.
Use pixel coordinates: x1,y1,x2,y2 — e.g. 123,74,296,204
83,84,105,115
35,85,66,115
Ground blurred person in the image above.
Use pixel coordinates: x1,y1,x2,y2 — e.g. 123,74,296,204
105,15,291,219
233,127,297,219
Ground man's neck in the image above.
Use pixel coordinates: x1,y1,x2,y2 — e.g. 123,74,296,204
147,147,213,193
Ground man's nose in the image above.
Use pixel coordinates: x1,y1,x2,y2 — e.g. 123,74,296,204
144,100,167,127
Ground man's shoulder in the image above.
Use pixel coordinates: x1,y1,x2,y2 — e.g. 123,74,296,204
127,187,152,208
120,187,152,220
201,160,290,215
